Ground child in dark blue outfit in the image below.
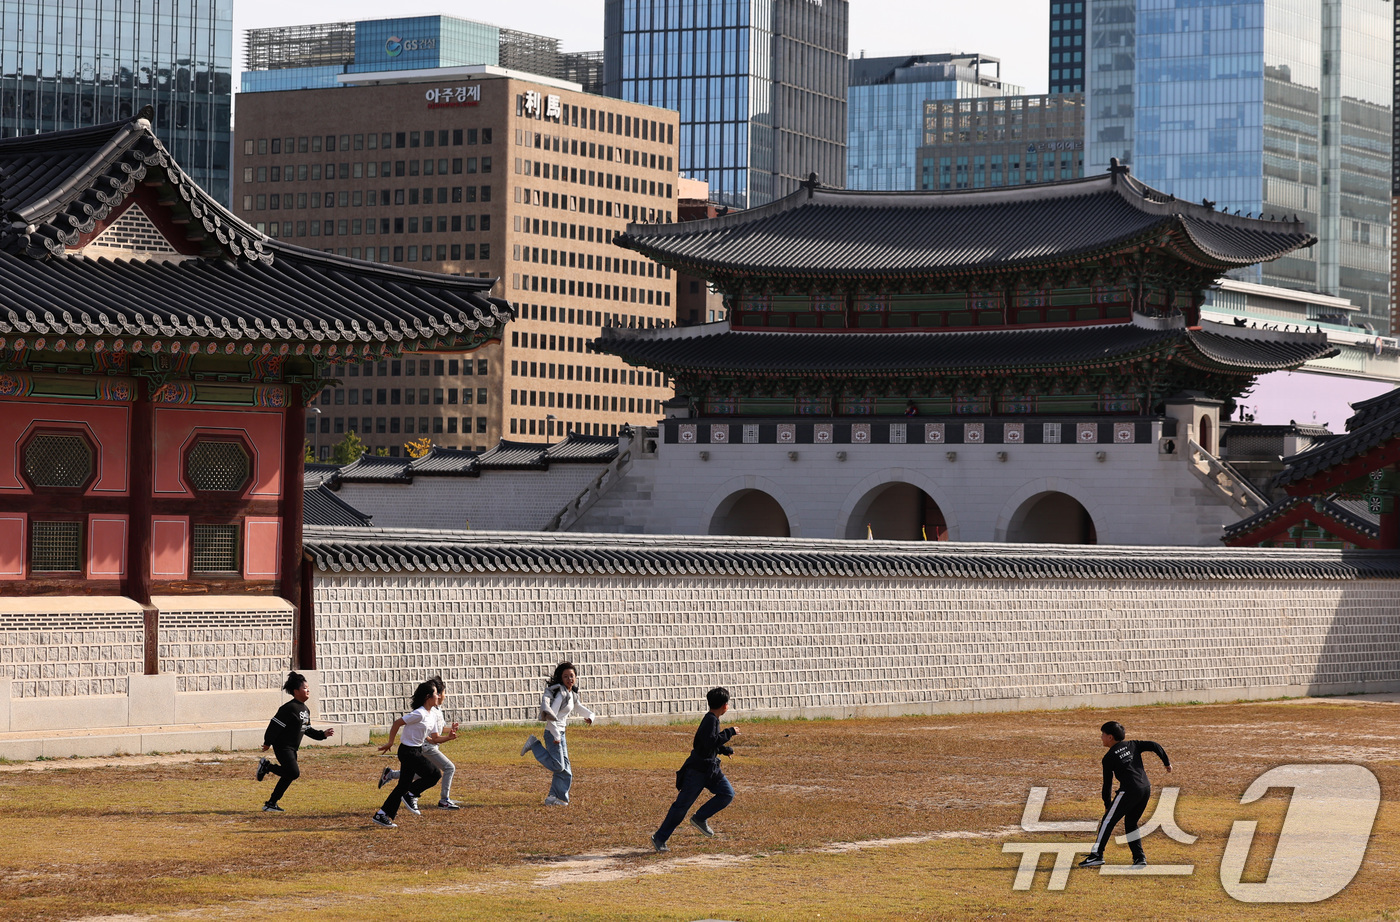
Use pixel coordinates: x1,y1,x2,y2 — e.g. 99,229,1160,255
651,687,738,852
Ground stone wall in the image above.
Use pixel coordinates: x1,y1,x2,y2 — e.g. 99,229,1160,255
0,598,144,698
311,566,1400,728
154,596,296,693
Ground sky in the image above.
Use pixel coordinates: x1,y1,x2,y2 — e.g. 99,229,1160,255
232,0,1052,95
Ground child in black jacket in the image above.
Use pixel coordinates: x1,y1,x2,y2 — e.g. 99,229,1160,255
1079,720,1172,868
256,671,335,812
651,687,738,852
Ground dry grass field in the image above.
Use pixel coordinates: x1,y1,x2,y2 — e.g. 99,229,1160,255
2,698,1398,922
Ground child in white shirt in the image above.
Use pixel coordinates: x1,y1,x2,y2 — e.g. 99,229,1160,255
519,661,594,806
375,675,462,809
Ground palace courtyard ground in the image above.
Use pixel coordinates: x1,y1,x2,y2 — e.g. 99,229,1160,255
1,698,1398,922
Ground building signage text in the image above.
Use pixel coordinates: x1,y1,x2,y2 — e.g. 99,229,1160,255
427,85,482,108
522,91,563,121
1027,140,1084,152
385,36,436,57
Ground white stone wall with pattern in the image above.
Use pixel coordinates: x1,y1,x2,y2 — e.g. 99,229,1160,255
311,571,1400,727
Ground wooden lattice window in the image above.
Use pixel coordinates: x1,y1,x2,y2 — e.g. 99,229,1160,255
29,520,82,573
23,433,94,489
186,440,252,493
191,523,240,575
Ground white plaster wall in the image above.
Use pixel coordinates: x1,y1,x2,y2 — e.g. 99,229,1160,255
337,465,607,531
312,570,1400,727
572,435,1246,546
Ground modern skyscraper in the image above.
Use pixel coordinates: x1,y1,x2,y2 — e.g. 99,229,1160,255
1048,0,1086,94
847,53,1019,191
1086,0,1393,331
918,93,1084,190
0,0,233,203
233,67,681,453
603,0,849,209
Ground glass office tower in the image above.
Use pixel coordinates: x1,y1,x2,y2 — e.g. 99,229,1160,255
848,54,1018,191
0,0,232,204
1128,0,1391,329
604,0,848,209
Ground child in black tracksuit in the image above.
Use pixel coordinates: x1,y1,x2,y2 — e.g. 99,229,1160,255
256,671,335,812
651,687,738,852
1079,720,1172,868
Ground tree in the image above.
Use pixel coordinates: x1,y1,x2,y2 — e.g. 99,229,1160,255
374,447,390,457
404,436,433,459
303,439,315,463
331,428,368,465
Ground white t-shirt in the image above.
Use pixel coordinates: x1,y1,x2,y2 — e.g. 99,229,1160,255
422,707,446,749
400,705,433,747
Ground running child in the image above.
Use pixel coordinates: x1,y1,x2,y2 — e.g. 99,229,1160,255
519,661,594,806
371,679,458,828
1078,720,1172,868
256,671,336,812
376,676,463,809
651,687,738,852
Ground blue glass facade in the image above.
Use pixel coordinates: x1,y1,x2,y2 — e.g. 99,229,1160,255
847,55,1018,192
240,66,345,94
604,0,847,209
1128,0,1390,328
0,0,232,203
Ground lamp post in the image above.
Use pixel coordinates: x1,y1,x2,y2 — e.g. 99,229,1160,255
311,407,321,461
546,414,557,446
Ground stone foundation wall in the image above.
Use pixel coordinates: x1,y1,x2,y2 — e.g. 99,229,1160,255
155,598,295,693
311,571,1400,727
0,600,144,698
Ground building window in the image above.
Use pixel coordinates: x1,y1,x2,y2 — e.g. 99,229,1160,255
29,520,82,573
186,440,252,493
191,523,239,575
23,432,94,488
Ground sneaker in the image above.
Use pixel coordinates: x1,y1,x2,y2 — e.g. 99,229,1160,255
256,757,271,782
543,795,569,806
436,800,462,810
377,766,395,789
1131,858,1147,869
371,811,397,829
521,734,539,756
262,802,284,813
1077,855,1104,868
402,796,421,816
690,816,715,837
650,834,669,853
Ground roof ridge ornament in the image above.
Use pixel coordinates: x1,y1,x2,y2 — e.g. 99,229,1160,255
800,172,821,199
1108,158,1130,185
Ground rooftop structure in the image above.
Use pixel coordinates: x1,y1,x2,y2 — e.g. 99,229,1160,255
242,16,600,94
918,93,1084,191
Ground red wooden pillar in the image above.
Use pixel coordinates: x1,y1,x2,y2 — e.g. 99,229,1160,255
1381,510,1399,550
125,384,157,674
281,385,309,668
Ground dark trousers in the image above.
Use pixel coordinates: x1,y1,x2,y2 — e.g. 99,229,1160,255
654,767,734,844
265,744,300,805
379,744,442,819
1092,787,1150,861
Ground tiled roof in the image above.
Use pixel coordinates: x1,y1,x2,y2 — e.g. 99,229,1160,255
336,455,413,483
326,435,615,482
1222,495,1380,543
615,171,1316,279
303,484,374,528
596,315,1334,377
1345,387,1400,431
0,111,512,359
304,526,1400,581
304,463,343,489
1274,398,1400,490
408,447,480,476
543,432,620,463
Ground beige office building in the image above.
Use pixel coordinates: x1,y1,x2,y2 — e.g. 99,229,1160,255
233,67,681,456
